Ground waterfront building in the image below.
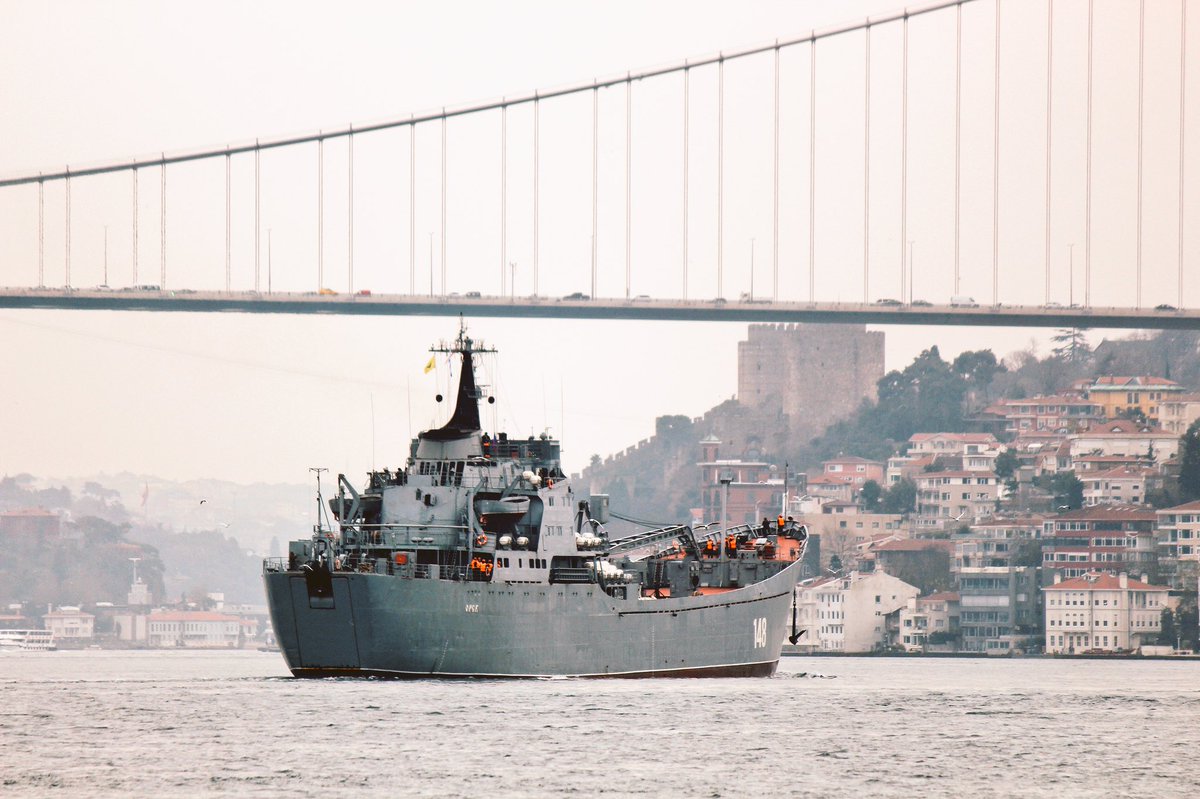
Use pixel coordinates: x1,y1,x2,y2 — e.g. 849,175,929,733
147,611,243,648
42,606,95,640
1041,504,1158,582
1154,500,1200,590
899,592,961,652
794,571,919,653
956,565,1040,654
1043,571,1168,654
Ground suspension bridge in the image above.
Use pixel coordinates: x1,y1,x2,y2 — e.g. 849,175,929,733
1,0,1197,329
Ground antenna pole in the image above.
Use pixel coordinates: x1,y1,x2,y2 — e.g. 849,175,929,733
309,467,328,533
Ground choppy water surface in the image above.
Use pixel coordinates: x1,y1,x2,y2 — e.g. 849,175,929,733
1,651,1196,797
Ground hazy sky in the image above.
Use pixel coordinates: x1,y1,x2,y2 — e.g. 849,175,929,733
0,0,1194,485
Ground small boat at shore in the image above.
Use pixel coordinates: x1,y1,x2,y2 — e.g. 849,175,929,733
0,630,56,651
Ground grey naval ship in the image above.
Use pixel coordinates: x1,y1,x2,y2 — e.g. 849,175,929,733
264,326,808,678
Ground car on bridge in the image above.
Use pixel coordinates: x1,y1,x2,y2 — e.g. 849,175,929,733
874,298,902,306
910,299,932,306
1156,304,1178,312
562,292,589,300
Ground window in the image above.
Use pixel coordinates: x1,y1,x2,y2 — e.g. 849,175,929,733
875,595,881,604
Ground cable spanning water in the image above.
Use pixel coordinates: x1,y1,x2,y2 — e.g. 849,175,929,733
0,651,1196,797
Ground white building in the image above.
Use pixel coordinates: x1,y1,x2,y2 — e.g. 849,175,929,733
898,592,960,652
914,471,1000,530
794,571,919,653
42,606,95,639
1043,571,1168,654
1079,466,1161,507
1067,421,1179,465
147,611,242,648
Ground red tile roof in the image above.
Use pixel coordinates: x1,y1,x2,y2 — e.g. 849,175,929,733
148,612,241,623
1051,504,1156,522
874,539,955,553
1044,572,1167,592
1160,499,1200,513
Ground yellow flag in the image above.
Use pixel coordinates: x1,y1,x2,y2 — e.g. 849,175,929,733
424,356,436,374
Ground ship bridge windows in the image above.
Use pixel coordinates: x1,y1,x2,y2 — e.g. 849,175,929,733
416,460,467,486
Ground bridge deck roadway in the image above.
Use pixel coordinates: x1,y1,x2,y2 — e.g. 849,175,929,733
0,289,1196,330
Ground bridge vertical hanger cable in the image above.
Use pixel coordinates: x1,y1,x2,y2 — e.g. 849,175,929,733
1044,0,1052,306
810,37,817,304
1137,0,1144,309
318,136,323,292
1085,0,1093,308
132,169,139,287
900,17,907,303
993,0,1000,307
501,103,507,297
350,128,356,294
625,76,632,299
773,43,780,302
160,158,166,290
410,117,416,295
1180,0,1187,307
534,96,540,297
865,25,871,304
440,117,446,296
255,143,260,293
956,4,963,297
65,169,70,288
683,66,689,300
37,177,43,287
718,55,724,300
225,155,230,292
592,86,598,299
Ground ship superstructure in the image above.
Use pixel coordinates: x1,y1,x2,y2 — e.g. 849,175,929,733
264,325,807,678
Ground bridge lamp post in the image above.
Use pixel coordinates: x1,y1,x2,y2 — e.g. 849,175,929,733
103,225,108,287
908,241,914,304
749,238,755,301
1068,243,1075,306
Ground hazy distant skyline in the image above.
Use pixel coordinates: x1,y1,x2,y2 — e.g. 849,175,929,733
0,0,1193,484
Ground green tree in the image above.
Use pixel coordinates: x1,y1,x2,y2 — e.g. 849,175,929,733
882,478,917,514
1051,328,1092,363
1158,608,1178,646
1049,472,1084,511
994,449,1019,480
859,480,883,512
1179,419,1200,503
952,349,1005,388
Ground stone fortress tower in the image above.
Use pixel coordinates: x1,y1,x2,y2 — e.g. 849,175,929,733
736,323,885,453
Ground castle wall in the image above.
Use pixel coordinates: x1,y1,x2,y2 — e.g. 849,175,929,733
737,323,884,451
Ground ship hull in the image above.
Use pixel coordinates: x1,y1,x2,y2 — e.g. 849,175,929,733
264,560,801,679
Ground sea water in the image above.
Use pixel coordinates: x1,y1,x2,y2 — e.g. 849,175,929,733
1,651,1196,797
